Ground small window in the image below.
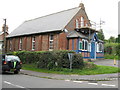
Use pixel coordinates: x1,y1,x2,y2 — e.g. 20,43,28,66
49,34,54,50
97,43,99,52
82,39,88,51
82,40,84,50
99,43,103,52
9,40,12,51
19,38,22,50
88,43,91,52
32,37,35,50
81,17,84,27
76,19,79,28
85,40,88,50
79,41,82,50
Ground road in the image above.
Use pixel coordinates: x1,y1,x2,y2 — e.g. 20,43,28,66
1,73,118,89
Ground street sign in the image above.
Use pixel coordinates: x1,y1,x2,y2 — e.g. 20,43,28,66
68,53,73,70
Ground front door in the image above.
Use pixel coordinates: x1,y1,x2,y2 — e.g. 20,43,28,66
90,41,96,59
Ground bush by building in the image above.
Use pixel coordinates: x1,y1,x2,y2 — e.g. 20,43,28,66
7,50,84,69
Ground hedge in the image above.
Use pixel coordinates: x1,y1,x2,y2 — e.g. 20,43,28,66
7,50,84,69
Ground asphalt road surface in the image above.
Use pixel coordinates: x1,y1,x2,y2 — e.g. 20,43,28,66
1,73,118,89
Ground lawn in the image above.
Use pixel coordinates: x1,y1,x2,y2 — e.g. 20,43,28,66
22,64,120,75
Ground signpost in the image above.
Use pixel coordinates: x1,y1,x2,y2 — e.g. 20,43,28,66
68,53,73,70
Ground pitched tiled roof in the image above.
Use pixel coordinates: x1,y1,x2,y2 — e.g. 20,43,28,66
7,7,81,38
67,31,87,39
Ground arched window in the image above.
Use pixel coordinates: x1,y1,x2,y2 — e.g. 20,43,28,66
19,38,22,50
88,43,91,52
82,39,88,51
32,36,35,50
76,19,79,28
99,43,103,52
82,40,84,50
97,43,99,52
81,17,84,27
85,40,88,50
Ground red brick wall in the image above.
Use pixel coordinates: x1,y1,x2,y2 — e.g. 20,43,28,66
65,8,90,31
53,34,59,50
59,32,67,50
74,39,77,50
41,34,49,51
69,39,72,50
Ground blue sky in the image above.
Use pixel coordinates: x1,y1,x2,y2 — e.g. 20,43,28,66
0,0,119,39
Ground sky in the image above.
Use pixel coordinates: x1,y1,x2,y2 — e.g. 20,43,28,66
0,0,119,39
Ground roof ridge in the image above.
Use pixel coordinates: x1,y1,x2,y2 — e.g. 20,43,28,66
25,7,80,22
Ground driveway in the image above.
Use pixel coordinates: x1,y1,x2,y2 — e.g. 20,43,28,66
92,59,119,67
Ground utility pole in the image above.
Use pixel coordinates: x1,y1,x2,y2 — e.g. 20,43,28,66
2,19,6,55
100,18,105,30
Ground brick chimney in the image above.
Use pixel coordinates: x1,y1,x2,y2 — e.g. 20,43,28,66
2,24,8,33
79,3,85,10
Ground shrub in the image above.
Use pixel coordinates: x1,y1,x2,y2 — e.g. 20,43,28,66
8,50,84,69
84,61,97,69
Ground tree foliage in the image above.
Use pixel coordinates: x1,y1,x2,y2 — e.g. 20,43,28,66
97,29,105,41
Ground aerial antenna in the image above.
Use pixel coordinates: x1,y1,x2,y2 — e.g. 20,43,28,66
99,18,105,30
81,0,82,2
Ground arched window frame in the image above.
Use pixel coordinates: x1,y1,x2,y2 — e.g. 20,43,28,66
81,16,84,27
76,19,79,28
32,36,35,50
82,39,88,51
99,43,103,52
19,38,22,50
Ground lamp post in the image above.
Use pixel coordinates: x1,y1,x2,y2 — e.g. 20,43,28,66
2,19,6,55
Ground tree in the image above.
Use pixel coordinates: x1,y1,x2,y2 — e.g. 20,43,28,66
97,29,105,41
108,36,116,43
115,34,120,43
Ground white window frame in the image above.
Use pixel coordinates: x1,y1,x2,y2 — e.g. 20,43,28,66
97,43,99,52
19,38,22,50
99,43,103,52
81,17,84,27
32,37,35,50
76,19,79,28
88,43,91,52
82,39,88,51
49,34,54,51
96,43,103,52
79,41,82,50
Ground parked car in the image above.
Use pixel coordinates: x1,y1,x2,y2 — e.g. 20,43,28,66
2,55,22,74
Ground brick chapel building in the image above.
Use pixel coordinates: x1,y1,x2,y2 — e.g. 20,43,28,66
6,3,104,59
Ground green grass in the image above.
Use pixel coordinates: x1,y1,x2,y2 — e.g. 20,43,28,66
104,54,119,60
22,64,120,75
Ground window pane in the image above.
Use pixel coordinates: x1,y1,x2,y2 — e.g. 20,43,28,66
85,41,88,50
32,37,35,50
81,17,84,27
79,41,82,49
49,34,54,50
76,19,79,28
82,40,84,50
50,35,53,40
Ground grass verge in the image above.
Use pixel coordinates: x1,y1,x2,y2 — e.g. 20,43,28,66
104,54,119,60
22,64,120,75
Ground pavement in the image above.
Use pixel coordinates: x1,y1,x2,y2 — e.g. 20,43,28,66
20,59,119,81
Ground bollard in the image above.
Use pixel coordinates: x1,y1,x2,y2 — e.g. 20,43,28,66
114,58,116,65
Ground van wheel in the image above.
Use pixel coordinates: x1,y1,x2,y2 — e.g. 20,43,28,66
14,70,19,74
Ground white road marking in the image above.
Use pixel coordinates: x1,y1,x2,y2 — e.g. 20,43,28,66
88,83,98,85
4,81,25,88
65,80,70,81
73,81,83,83
101,84,116,87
